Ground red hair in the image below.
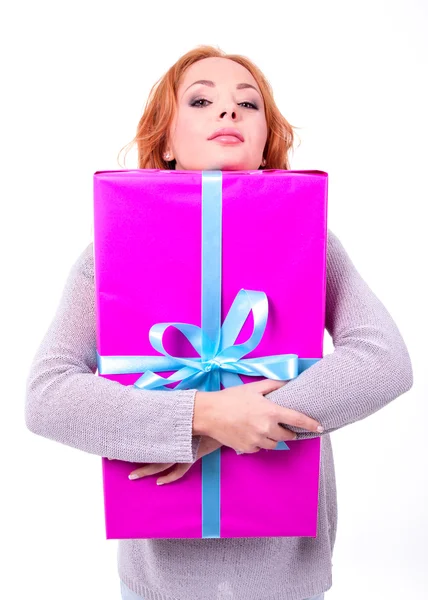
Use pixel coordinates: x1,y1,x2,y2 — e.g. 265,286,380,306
120,45,297,170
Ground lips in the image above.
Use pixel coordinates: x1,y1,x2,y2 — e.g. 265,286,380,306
208,128,244,142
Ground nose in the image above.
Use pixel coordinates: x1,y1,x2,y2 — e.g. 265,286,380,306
220,110,236,120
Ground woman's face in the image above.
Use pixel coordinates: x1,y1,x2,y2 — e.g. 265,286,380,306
166,57,268,171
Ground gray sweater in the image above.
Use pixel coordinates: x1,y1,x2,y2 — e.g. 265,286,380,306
25,229,413,600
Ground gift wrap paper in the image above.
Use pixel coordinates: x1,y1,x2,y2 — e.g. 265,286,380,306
94,168,328,540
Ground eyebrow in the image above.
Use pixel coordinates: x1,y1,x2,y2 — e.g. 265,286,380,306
183,79,261,96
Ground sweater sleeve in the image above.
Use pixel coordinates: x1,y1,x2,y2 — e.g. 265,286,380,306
25,243,201,464
266,228,414,438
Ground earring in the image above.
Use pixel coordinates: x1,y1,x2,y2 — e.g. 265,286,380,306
164,152,171,161
261,157,267,167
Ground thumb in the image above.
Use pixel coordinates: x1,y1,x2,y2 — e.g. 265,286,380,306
245,378,287,396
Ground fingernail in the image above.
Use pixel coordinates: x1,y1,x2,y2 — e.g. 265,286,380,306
157,481,164,486
128,474,141,480
317,426,324,433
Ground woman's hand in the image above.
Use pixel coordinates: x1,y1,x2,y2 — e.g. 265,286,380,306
108,436,223,485
193,379,324,453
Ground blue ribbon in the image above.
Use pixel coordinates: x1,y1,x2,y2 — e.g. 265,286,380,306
97,171,320,538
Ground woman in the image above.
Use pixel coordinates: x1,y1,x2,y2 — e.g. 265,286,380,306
26,45,413,600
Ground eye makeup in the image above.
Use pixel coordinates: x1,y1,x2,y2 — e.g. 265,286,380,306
189,96,259,110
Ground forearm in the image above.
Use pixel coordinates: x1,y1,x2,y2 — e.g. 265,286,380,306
266,330,413,438
267,230,413,437
25,243,201,464
26,357,200,463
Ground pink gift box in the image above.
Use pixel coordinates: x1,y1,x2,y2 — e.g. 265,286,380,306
94,169,328,539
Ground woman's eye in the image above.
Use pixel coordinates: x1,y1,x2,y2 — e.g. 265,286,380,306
190,98,258,109
190,98,212,107
239,101,258,109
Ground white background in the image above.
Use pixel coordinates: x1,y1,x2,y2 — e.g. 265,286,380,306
1,0,427,598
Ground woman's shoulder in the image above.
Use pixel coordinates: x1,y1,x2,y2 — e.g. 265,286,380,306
327,227,341,248
72,242,94,280
326,228,350,263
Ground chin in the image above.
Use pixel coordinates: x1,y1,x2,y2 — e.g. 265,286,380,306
207,159,253,171
181,156,256,171
219,165,245,171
